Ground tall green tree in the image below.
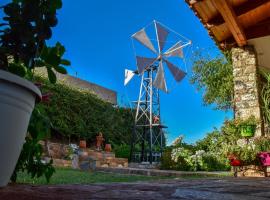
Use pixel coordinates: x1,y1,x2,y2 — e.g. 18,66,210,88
190,51,234,111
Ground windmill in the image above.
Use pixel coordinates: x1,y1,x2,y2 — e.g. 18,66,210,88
125,20,191,164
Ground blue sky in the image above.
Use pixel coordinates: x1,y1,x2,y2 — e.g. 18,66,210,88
1,0,233,144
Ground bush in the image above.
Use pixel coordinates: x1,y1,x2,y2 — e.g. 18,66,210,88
160,147,177,170
35,76,134,146
114,144,131,160
201,153,230,171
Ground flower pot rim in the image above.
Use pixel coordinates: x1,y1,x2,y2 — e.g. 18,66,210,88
0,70,41,101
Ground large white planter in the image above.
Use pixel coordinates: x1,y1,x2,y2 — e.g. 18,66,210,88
0,70,41,187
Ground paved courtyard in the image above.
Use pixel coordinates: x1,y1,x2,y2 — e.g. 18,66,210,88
1,177,270,199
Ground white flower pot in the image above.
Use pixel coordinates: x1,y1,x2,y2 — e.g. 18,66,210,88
0,70,41,187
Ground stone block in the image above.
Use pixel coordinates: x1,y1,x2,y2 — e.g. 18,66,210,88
52,158,72,168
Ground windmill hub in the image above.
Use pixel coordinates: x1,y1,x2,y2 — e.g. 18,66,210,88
157,55,162,61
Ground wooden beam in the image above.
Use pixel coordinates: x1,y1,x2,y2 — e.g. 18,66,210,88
246,18,270,40
208,0,270,26
220,18,270,49
211,0,247,46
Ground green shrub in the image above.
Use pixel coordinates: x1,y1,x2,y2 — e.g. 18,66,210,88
35,76,134,146
114,144,131,159
160,147,177,170
201,153,230,171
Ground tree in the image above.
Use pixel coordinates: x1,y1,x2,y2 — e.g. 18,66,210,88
190,51,234,111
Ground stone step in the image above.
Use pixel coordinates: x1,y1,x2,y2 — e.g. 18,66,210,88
84,149,116,159
95,167,228,177
99,157,128,168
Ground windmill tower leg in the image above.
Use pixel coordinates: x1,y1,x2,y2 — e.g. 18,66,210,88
130,66,165,164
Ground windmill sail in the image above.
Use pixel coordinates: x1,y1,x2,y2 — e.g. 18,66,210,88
132,29,157,53
164,59,186,82
153,61,167,93
124,69,135,86
155,21,169,53
136,56,156,74
164,42,184,58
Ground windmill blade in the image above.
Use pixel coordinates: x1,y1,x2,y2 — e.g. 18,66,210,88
136,56,156,74
124,69,135,86
164,59,186,82
164,41,184,58
153,61,168,93
132,28,157,54
154,21,169,53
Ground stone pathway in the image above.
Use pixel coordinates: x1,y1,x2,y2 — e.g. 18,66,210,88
1,178,270,199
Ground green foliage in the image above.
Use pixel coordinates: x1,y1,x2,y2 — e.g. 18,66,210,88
190,51,233,111
11,108,55,183
161,119,244,172
0,0,70,183
160,147,176,170
260,70,270,126
238,116,258,127
254,137,270,152
0,0,70,83
35,76,134,146
114,144,131,160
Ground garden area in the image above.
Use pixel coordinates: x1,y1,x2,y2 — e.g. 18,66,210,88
1,0,270,199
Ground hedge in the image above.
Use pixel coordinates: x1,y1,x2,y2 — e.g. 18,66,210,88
35,76,134,146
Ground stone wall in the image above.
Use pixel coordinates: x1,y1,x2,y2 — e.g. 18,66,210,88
40,141,71,159
232,46,263,136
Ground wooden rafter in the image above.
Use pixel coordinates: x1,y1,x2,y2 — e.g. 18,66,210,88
246,18,270,40
211,0,247,46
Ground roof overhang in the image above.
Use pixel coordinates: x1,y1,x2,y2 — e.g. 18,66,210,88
185,0,270,49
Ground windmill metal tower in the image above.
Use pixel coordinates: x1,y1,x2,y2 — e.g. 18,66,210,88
124,20,191,164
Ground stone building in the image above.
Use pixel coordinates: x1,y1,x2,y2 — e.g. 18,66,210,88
36,68,117,105
185,0,270,136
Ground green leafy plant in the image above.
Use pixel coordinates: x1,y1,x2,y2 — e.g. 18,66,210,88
254,137,270,152
260,70,270,127
0,0,71,183
190,50,233,111
114,144,131,160
237,116,258,127
11,108,55,183
35,76,134,146
0,0,70,82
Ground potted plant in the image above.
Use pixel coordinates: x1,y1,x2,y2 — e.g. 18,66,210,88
254,137,270,167
238,116,257,137
105,144,112,152
79,139,87,149
0,0,70,186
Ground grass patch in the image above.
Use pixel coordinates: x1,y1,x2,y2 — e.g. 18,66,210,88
16,168,170,185
16,168,232,185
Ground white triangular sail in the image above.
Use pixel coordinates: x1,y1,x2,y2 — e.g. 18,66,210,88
164,42,184,58
124,69,135,86
132,28,157,53
164,59,186,82
136,56,156,74
155,21,169,53
153,61,168,93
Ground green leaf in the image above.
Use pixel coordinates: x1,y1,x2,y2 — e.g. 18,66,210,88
8,63,27,77
56,42,65,57
40,45,49,59
60,59,71,66
47,67,57,84
54,65,67,74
